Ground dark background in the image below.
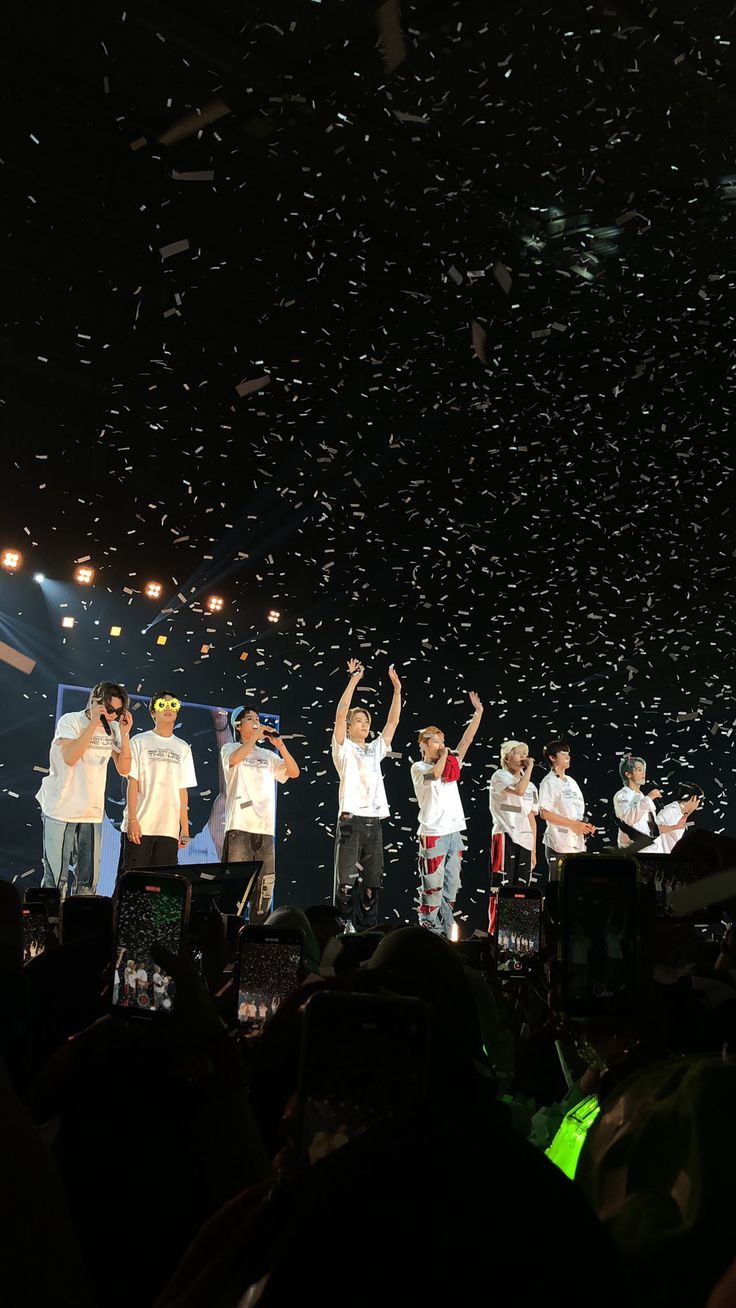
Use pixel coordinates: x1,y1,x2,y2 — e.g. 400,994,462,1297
3,0,736,932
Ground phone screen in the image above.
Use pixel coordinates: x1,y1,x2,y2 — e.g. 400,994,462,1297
496,891,542,971
296,992,430,1166
237,930,303,1035
111,875,189,1017
22,905,47,963
559,856,640,1016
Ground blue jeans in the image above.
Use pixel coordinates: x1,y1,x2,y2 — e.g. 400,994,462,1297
41,815,101,895
417,831,465,938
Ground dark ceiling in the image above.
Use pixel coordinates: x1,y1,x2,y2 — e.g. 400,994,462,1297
3,0,736,688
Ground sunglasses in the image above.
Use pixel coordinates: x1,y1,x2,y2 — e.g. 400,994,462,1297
153,697,181,713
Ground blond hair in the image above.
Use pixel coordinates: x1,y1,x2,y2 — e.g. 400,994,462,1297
417,725,443,743
346,707,371,732
500,739,528,768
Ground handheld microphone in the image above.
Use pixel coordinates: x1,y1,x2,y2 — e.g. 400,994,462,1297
100,715,112,737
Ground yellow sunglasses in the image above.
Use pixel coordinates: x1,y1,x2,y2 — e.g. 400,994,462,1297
153,697,181,713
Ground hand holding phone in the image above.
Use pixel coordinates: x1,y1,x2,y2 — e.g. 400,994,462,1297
235,925,304,1035
492,885,542,976
295,991,430,1166
22,903,48,963
557,854,642,1018
111,873,191,1018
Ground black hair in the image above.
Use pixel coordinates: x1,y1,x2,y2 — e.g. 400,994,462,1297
90,681,129,711
234,705,260,727
676,782,705,803
544,739,571,764
149,690,179,716
304,904,344,930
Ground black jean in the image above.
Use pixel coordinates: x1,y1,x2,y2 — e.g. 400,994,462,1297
123,834,179,871
333,813,384,931
222,829,275,926
491,832,532,887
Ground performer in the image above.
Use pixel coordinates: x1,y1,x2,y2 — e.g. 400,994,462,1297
121,692,197,871
613,755,685,852
538,740,596,882
411,692,484,937
489,741,539,887
656,783,703,854
332,658,402,932
221,707,300,924
36,681,132,896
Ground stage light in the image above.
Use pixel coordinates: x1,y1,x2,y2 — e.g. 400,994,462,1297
75,565,95,585
267,609,280,623
110,626,122,637
1,549,22,571
145,581,163,599
61,616,75,629
33,572,45,584
156,634,168,646
206,595,224,613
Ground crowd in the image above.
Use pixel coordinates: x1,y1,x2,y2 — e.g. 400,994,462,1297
2,822,736,1308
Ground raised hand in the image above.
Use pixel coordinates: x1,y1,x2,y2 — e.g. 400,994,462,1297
468,690,483,714
89,701,111,728
347,658,364,681
388,665,402,692
118,710,133,736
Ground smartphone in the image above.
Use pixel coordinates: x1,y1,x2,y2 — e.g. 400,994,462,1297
235,925,304,1035
451,935,496,983
25,887,61,918
61,895,114,947
111,873,191,1018
295,990,430,1166
493,885,542,975
558,854,641,1017
22,903,48,963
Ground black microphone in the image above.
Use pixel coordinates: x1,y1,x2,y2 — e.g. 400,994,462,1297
100,715,112,737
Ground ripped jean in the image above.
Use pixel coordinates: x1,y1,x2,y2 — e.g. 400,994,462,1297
417,831,465,938
222,829,275,925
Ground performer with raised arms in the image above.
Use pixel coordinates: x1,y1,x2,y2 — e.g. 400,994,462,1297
411,691,484,937
332,658,402,931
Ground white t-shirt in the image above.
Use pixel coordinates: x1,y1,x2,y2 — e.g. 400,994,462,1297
539,771,586,853
657,801,686,855
36,710,121,823
489,768,539,851
331,733,389,818
221,743,289,836
410,759,466,837
613,785,661,852
122,730,197,839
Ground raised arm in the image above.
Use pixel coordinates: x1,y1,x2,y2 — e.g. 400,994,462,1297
455,691,484,762
263,728,301,780
381,666,402,748
424,744,450,781
112,710,132,777
513,757,535,797
59,701,113,767
334,658,364,746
